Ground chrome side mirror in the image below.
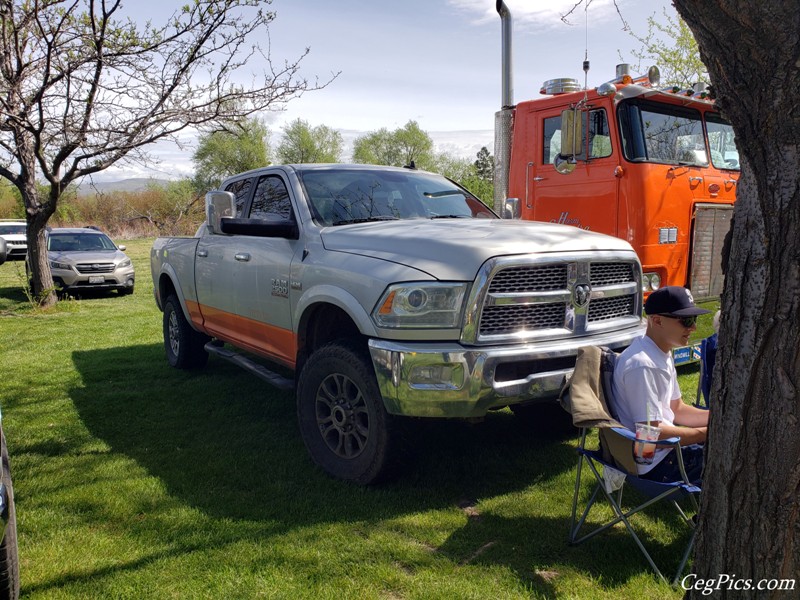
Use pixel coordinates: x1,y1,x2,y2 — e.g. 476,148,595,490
503,197,521,219
205,191,236,235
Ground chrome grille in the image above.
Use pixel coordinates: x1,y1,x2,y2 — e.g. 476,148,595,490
590,262,633,286
480,302,566,335
588,295,635,322
468,253,642,344
488,265,568,293
75,262,115,274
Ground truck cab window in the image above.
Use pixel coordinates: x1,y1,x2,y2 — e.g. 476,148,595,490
224,178,253,217
542,109,611,164
250,176,294,221
618,99,706,166
706,113,739,170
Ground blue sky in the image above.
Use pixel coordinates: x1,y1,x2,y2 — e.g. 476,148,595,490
103,0,676,181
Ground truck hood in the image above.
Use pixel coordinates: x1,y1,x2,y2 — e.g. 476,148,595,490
320,219,634,280
48,249,128,264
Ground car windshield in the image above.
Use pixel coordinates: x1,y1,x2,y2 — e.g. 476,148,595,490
297,168,496,226
0,224,25,235
48,233,117,252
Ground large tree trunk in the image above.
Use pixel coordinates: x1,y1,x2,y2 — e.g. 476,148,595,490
21,179,57,308
673,1,800,596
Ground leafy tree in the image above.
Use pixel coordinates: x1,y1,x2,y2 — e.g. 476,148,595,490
428,152,493,207
352,128,402,166
0,0,332,306
670,1,800,592
393,121,435,168
353,120,435,168
192,119,271,193
276,119,343,163
474,146,494,182
623,8,706,88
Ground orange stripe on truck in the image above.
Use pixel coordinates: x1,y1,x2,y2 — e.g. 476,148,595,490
187,301,297,368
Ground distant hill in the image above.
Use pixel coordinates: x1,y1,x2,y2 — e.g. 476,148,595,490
75,178,170,195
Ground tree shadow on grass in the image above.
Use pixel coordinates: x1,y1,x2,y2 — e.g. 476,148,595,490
69,344,578,526
61,342,676,596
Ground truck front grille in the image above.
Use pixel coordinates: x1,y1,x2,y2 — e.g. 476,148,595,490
465,253,642,345
75,262,115,274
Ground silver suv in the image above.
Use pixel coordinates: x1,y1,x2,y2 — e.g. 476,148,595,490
43,228,135,295
0,220,27,262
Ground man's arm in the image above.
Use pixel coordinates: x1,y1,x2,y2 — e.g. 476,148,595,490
671,398,710,427
645,420,707,445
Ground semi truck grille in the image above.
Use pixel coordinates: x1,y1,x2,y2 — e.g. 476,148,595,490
690,203,732,299
75,263,115,274
468,253,642,344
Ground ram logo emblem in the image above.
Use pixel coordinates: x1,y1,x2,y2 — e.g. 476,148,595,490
573,284,591,308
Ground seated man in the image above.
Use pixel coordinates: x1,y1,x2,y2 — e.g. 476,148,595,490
612,286,711,484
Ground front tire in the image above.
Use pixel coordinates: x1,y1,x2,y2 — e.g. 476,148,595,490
163,294,209,369
0,429,19,600
297,341,395,485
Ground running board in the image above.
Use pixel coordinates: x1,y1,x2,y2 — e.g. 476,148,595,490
204,342,294,391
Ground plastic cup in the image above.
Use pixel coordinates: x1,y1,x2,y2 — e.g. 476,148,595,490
634,423,660,465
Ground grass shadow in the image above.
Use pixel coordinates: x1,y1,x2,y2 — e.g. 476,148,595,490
69,344,579,527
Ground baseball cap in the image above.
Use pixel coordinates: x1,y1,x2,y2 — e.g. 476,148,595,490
644,286,711,317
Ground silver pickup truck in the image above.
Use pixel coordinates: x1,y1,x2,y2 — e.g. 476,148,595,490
151,164,645,484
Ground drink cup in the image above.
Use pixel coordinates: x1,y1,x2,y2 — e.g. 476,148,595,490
634,423,660,465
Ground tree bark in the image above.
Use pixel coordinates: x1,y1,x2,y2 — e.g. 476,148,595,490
673,1,800,596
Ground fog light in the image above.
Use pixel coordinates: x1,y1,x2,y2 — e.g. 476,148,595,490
408,364,464,389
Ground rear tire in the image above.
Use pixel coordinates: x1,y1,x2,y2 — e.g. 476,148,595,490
296,341,395,485
0,429,19,600
163,294,210,369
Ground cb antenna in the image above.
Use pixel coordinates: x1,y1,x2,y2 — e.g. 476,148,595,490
582,0,590,94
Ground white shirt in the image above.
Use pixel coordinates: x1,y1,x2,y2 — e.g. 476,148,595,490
611,335,680,474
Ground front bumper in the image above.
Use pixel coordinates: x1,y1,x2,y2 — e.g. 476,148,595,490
369,324,645,418
53,266,135,292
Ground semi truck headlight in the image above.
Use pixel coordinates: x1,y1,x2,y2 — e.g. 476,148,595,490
373,282,468,328
642,272,661,292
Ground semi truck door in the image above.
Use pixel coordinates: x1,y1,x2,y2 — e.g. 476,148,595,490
528,108,619,237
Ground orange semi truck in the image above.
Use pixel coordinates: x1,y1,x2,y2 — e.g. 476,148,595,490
493,1,738,305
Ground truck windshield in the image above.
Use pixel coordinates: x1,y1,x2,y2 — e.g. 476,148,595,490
298,169,496,226
618,99,739,171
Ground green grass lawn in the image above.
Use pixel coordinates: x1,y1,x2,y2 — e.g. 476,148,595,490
1,240,707,599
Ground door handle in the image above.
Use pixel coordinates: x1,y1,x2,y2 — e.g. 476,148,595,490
197,249,208,257
234,253,251,262
532,176,545,182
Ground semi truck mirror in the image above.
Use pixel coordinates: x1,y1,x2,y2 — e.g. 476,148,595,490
504,197,521,219
554,154,577,175
205,191,236,235
560,108,582,156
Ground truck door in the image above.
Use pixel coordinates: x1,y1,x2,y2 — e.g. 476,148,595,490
195,176,254,339
528,108,619,236
229,173,300,366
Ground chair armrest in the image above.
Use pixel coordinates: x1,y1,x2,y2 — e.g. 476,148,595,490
609,427,681,447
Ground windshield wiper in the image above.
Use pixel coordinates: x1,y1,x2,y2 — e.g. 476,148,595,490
331,216,399,226
429,214,470,219
423,190,466,198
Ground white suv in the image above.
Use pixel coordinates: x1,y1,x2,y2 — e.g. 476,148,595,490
42,228,135,295
0,220,27,262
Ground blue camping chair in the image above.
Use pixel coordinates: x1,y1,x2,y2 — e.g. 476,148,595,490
559,346,701,585
694,333,717,409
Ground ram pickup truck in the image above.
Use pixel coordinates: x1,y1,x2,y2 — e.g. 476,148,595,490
151,164,645,484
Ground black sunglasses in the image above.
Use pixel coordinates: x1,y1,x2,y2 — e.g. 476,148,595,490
659,314,697,327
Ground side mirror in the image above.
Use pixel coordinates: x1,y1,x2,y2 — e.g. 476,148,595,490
503,197,521,219
206,191,236,235
118,245,127,251
557,108,582,175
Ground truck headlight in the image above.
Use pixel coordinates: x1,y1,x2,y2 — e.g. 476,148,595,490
642,272,661,292
50,260,71,271
373,282,468,328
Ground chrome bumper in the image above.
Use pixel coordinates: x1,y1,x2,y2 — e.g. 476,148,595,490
369,324,645,418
